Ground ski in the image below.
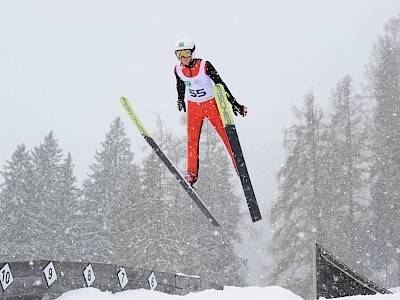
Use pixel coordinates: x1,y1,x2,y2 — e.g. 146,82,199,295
120,97,221,227
213,84,262,223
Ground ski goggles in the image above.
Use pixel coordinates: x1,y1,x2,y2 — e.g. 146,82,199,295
175,49,192,59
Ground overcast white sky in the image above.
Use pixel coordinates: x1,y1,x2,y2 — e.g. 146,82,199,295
0,0,399,199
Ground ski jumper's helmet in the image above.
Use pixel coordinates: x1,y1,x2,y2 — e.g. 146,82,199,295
175,38,196,57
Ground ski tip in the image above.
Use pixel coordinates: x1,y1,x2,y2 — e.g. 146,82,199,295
119,98,152,138
120,97,130,107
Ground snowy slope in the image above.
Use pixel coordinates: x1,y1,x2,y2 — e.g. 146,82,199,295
56,286,399,300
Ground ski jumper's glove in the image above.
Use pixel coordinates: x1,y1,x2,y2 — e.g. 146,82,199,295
231,100,247,117
177,99,186,112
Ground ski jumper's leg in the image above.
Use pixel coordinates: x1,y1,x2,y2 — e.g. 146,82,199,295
187,101,204,177
204,98,237,171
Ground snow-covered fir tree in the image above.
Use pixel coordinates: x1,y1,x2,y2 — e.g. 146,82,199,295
127,148,185,270
367,14,400,287
269,91,326,299
29,131,65,260
55,153,82,261
82,117,140,263
0,135,81,262
0,144,34,260
322,75,372,265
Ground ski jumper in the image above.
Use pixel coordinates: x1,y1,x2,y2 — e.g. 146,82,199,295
174,59,237,177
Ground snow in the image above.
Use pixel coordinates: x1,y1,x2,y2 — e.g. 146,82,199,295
56,286,399,300
56,286,302,300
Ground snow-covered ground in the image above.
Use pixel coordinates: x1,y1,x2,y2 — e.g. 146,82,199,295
56,286,400,300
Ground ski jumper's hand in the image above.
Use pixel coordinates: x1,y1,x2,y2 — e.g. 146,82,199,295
177,99,186,112
231,101,247,117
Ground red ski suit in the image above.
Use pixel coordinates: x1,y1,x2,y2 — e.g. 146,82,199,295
174,59,236,178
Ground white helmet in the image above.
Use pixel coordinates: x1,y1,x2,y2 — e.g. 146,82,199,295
174,37,196,53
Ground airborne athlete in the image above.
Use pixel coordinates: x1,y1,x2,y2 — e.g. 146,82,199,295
174,38,248,186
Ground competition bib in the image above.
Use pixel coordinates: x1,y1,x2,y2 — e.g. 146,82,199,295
176,59,214,103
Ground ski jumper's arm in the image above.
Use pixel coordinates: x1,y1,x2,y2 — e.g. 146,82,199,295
206,61,246,116
205,61,236,103
175,70,186,102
